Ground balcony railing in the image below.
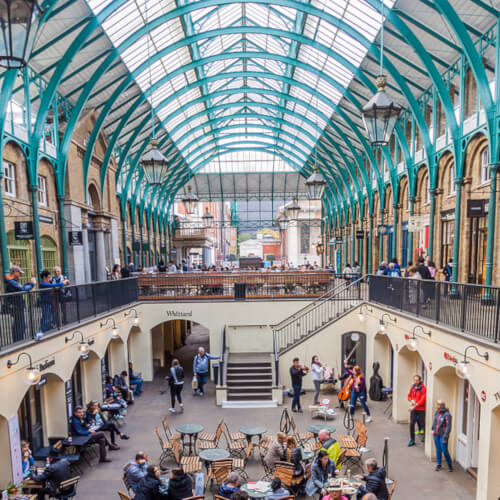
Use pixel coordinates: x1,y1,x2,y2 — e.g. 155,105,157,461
138,271,341,300
0,278,138,350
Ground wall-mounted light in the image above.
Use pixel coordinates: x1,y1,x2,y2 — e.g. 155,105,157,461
124,308,140,326
65,330,89,356
455,345,489,380
358,304,373,323
405,325,431,352
379,313,397,332
100,318,120,339
7,352,41,385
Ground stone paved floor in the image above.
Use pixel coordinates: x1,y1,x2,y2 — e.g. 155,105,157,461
76,325,476,499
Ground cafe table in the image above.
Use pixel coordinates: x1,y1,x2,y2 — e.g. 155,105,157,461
239,426,268,445
240,481,271,498
199,448,230,473
176,424,204,455
307,424,335,438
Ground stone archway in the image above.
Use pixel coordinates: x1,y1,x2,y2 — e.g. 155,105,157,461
373,332,393,389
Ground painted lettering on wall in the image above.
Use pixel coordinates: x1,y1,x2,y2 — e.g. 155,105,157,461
494,391,500,401
166,310,193,317
443,352,457,363
38,358,55,372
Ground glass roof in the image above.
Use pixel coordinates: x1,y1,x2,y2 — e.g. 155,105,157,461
86,0,395,175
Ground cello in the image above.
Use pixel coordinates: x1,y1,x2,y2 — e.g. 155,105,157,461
337,341,360,402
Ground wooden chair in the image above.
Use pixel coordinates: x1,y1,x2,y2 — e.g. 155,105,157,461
162,416,181,442
388,480,397,500
258,443,273,481
290,416,313,446
51,476,80,499
122,472,132,495
198,418,224,443
232,442,253,481
117,493,131,500
173,439,201,474
336,449,347,469
222,420,246,441
259,433,272,451
155,426,174,469
199,420,224,451
184,496,205,500
274,462,295,488
214,495,227,500
205,458,233,489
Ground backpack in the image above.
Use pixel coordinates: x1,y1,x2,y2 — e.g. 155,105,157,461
169,366,184,386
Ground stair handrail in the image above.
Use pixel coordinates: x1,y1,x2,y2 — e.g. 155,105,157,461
271,275,351,329
219,325,227,386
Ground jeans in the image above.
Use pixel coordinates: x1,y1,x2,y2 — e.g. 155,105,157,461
197,372,208,393
40,302,53,333
129,376,143,394
292,384,302,410
410,409,425,440
313,380,321,404
350,390,370,416
98,421,121,444
89,431,111,461
434,435,452,467
170,383,183,407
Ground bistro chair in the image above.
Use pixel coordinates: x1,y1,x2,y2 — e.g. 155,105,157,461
205,458,233,489
173,439,201,475
274,462,295,489
155,426,174,469
199,420,224,451
117,493,131,500
50,476,80,499
388,480,397,500
258,445,273,481
162,416,181,441
290,416,314,445
198,418,224,443
232,442,253,481
258,433,273,451
184,497,205,500
222,420,246,441
122,471,132,495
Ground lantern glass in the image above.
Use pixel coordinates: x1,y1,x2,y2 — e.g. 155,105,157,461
24,366,41,385
202,208,214,228
406,337,418,352
0,0,43,69
278,216,289,231
78,342,89,354
111,327,119,339
305,166,327,200
182,185,199,215
361,76,402,147
133,316,140,326
455,361,469,379
140,139,169,185
358,312,364,323
287,198,301,220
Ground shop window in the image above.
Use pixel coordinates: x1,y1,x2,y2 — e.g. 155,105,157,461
4,160,16,197
7,230,31,282
480,149,490,184
83,131,90,146
41,235,57,271
37,175,47,206
71,359,83,411
18,385,44,452
449,167,456,195
440,213,454,268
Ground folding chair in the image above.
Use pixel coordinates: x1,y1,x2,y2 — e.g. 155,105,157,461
232,442,253,481
155,426,174,470
117,492,131,500
309,398,336,421
162,416,181,441
184,497,205,500
222,420,246,441
198,418,224,444
223,427,247,458
388,480,397,500
199,420,224,451
50,476,80,499
274,462,295,489
290,416,313,446
122,471,132,496
258,443,273,481
258,433,272,451
173,440,201,475
205,458,233,489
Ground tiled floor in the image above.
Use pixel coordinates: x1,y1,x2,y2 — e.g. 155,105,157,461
76,326,476,499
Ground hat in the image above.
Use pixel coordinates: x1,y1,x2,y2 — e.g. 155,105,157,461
327,486,342,492
10,265,24,274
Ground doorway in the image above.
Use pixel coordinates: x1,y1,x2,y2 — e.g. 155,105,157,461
341,332,366,373
467,215,487,284
18,385,44,453
87,227,97,282
457,379,480,475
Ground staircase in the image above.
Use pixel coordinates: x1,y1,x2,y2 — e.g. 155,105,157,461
222,353,277,408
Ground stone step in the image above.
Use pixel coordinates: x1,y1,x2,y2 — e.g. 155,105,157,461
227,366,272,373
227,386,272,393
227,362,271,368
226,380,272,387
222,400,278,408
227,392,273,400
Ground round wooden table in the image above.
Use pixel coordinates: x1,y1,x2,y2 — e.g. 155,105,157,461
239,425,267,445
199,448,230,473
176,423,204,455
307,423,336,437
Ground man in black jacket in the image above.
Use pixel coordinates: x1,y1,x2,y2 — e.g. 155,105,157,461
355,458,389,500
31,451,74,500
289,357,309,413
166,467,193,500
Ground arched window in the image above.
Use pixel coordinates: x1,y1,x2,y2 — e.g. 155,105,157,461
41,235,58,271
7,230,31,282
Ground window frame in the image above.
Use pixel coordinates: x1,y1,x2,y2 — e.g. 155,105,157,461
3,160,16,197
37,174,48,206
480,149,490,185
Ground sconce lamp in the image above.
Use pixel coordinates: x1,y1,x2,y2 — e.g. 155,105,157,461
7,352,41,385
100,318,120,339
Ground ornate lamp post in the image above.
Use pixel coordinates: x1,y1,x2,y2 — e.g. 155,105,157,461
0,0,44,69
182,185,199,215
140,139,169,185
202,207,214,229
305,166,327,200
287,198,301,220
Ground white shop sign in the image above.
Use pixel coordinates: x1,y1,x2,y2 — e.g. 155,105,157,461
8,415,23,485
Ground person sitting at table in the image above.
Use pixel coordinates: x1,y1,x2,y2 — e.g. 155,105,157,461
114,371,134,404
105,375,128,410
85,401,129,444
321,486,348,500
218,471,241,498
264,431,286,469
354,458,389,500
285,436,305,493
266,477,290,499
134,464,163,500
318,429,342,469
305,450,338,498
71,406,118,463
129,361,143,395
31,450,73,500
124,452,149,493
232,492,249,500
361,495,377,500
166,467,193,500
21,440,34,478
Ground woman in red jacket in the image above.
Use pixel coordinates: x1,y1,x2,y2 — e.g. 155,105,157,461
408,374,426,446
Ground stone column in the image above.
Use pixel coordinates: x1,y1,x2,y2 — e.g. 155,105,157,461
95,228,107,281
287,221,299,267
81,228,91,284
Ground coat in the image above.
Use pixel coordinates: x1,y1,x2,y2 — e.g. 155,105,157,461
305,456,337,497
264,440,286,469
32,459,72,496
123,460,149,492
360,467,389,500
408,383,426,411
166,473,193,500
432,409,452,440
134,475,163,500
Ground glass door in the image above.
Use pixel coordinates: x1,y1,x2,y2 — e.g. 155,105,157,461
457,380,481,472
18,386,44,452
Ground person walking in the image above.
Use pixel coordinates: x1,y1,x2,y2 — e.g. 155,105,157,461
289,357,308,413
4,265,36,342
311,355,323,405
193,347,219,396
167,358,184,413
432,400,453,472
408,375,426,446
344,361,372,422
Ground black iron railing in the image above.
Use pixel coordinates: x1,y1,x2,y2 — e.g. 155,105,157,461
368,275,500,343
0,278,138,350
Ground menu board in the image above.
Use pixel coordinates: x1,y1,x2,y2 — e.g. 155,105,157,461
8,416,23,485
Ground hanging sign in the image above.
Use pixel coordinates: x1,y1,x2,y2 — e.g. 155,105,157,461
8,416,23,485
68,231,83,246
407,215,425,233
14,221,34,240
65,379,73,433
39,215,54,224
377,224,390,236
467,199,486,218
132,241,141,251
335,236,343,243
356,230,365,239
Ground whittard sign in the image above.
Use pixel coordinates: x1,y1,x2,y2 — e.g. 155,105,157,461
166,310,193,318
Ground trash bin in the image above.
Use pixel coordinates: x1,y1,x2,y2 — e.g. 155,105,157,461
235,282,246,300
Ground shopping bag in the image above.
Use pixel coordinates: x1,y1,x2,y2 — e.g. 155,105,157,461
192,375,198,390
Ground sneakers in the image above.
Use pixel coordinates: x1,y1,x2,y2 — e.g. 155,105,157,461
421,435,425,442
448,465,453,472
408,440,415,447
120,434,130,440
366,416,372,423
435,465,441,471
179,403,184,408
199,391,204,396
169,408,176,413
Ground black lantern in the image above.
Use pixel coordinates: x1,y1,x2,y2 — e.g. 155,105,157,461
140,139,169,185
182,185,199,215
286,198,301,220
305,165,327,200
361,75,402,147
202,207,214,228
0,0,44,69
